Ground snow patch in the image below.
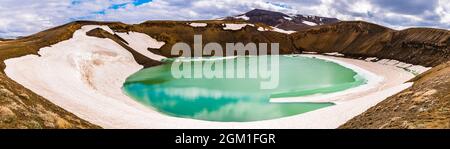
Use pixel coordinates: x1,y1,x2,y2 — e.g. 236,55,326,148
189,23,207,27
283,16,293,21
324,52,344,56
302,51,318,54
257,27,296,34
375,59,431,74
235,15,249,20
3,25,167,128
116,32,166,61
365,57,378,62
407,65,431,74
280,82,413,128
302,20,317,26
271,27,297,34
223,23,254,30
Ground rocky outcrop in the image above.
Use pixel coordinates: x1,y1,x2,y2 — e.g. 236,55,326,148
384,28,450,66
225,9,339,31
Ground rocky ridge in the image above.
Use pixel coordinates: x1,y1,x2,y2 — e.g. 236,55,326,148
225,9,340,31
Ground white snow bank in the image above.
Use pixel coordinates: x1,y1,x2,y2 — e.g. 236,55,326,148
365,57,378,62
235,15,249,20
4,25,169,128
223,23,254,30
116,32,166,61
375,59,431,74
325,54,429,75
257,26,297,34
302,20,317,26
302,51,318,54
271,27,297,34
286,82,413,128
407,65,431,74
324,52,344,56
188,23,207,27
257,27,269,32
283,16,293,21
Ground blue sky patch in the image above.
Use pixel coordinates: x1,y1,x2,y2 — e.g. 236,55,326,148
94,0,152,14
109,3,128,10
133,0,152,6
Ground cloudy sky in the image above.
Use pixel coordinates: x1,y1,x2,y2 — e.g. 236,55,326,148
0,0,449,38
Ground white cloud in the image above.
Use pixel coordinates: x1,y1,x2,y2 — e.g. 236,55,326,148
437,0,450,24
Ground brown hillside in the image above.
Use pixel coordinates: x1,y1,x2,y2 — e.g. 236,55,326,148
291,21,449,128
84,20,296,67
127,21,295,58
0,20,449,128
340,61,450,128
292,21,450,67
0,21,119,128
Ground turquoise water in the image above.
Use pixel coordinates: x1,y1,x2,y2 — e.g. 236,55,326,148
123,55,367,122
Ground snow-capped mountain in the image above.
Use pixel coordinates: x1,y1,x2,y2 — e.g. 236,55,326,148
224,9,340,31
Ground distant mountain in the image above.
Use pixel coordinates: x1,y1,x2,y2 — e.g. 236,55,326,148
0,37,14,41
224,9,340,31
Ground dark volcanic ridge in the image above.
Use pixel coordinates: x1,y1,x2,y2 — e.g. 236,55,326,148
224,9,340,31
0,9,449,128
0,38,12,42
